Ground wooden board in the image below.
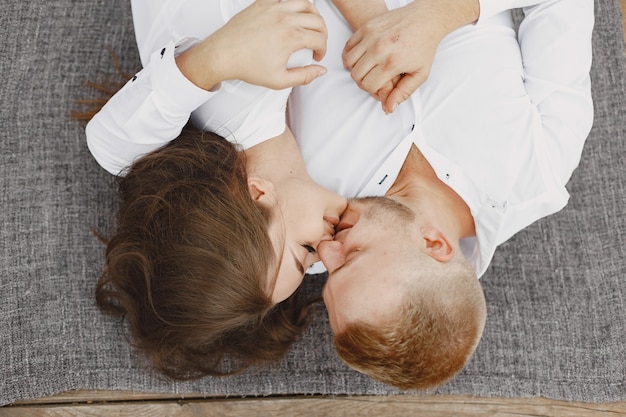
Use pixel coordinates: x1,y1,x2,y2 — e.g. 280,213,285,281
3,394,626,417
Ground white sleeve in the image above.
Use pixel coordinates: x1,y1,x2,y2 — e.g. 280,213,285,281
383,0,410,9
477,0,547,22
85,41,215,176
383,0,552,22
518,0,594,185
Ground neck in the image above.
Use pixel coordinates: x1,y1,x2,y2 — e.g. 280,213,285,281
386,144,475,239
244,129,307,182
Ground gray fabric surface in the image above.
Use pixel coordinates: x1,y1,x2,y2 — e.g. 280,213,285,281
1,0,624,406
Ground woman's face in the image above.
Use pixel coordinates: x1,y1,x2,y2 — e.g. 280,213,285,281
268,177,346,303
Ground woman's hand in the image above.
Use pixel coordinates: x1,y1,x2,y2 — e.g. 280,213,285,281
341,0,479,113
177,0,328,91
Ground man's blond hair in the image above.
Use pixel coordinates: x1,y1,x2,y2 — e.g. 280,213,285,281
334,255,486,390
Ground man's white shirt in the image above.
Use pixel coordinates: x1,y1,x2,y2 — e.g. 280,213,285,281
292,0,593,275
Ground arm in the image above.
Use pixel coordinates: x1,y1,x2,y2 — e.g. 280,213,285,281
87,0,328,175
518,0,594,185
335,0,554,113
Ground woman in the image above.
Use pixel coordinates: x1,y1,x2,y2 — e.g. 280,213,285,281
88,0,346,379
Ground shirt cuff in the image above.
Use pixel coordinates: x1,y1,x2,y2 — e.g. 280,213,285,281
150,40,217,114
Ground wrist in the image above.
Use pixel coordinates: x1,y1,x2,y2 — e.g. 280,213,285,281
175,38,224,91
441,0,479,28
408,0,479,35
332,0,388,31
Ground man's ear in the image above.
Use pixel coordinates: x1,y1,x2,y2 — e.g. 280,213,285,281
247,177,276,205
420,226,454,262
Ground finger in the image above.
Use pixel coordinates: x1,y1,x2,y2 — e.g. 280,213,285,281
342,31,366,70
357,63,395,96
377,74,402,104
293,28,327,62
300,29,327,61
312,47,326,62
287,13,328,60
290,9,327,35
376,80,396,107
384,72,426,113
282,64,328,88
349,47,389,92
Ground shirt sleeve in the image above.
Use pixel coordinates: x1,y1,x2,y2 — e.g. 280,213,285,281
518,0,594,186
383,0,409,10
85,41,215,176
384,0,550,22
476,0,553,22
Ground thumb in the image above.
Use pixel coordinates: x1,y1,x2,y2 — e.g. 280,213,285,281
284,65,327,87
384,72,427,113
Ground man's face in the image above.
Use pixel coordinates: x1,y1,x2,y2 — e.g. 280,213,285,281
318,197,417,334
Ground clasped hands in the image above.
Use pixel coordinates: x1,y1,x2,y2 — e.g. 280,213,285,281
177,0,478,113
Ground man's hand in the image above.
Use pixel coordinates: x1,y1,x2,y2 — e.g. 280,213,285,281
177,0,328,91
342,0,479,113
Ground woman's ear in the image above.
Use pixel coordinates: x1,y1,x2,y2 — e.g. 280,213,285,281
420,226,454,262
247,177,276,205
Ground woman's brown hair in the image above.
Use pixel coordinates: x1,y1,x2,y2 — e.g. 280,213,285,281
96,128,313,379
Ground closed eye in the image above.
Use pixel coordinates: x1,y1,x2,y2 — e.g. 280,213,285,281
302,244,316,254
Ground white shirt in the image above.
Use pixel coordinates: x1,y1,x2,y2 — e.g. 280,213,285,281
291,0,593,275
85,0,594,277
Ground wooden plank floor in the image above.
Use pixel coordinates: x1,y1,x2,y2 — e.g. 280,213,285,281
2,4,625,417
2,392,626,417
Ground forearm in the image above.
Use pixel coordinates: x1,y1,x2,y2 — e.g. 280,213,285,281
331,0,388,31
334,0,479,34
405,0,479,35
86,43,212,175
175,38,225,92
337,0,549,27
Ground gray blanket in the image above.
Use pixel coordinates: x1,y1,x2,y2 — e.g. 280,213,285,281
1,0,624,405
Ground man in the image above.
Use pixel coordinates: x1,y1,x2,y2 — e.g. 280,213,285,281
289,0,593,389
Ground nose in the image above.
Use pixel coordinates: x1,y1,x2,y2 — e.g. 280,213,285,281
317,240,346,274
324,188,348,219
